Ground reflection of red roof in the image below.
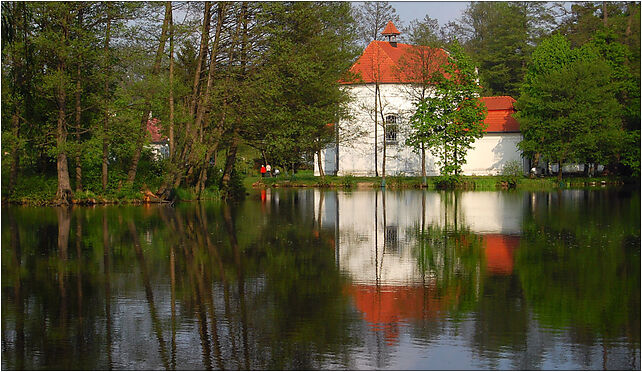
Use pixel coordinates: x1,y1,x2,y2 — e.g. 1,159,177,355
146,118,167,143
481,96,520,133
381,21,400,35
346,284,453,345
483,234,520,275
343,41,449,84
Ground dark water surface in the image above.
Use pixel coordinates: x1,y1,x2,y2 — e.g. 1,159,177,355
2,188,640,370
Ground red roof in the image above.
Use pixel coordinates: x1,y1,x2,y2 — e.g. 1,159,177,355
146,118,167,143
481,96,520,132
343,40,449,84
381,21,400,35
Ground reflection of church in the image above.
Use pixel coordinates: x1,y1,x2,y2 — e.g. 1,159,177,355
313,190,525,343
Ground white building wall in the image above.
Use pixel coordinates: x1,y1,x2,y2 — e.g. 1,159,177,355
314,83,524,177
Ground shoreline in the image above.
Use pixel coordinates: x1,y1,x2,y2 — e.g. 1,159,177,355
3,175,634,207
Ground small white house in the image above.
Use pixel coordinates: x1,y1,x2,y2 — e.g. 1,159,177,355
315,22,526,177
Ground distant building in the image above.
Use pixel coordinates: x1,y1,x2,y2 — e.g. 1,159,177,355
146,117,169,160
314,21,526,177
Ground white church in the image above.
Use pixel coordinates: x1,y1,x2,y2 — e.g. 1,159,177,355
314,21,526,177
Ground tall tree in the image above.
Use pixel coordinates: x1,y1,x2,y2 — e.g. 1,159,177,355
125,2,172,187
445,2,559,97
407,41,487,177
354,2,400,46
516,34,622,180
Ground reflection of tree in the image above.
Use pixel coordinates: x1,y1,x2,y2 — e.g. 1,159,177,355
516,191,640,343
411,191,485,314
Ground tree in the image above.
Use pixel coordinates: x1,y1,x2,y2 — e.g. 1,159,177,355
407,41,487,178
444,2,559,97
396,15,448,183
516,34,622,180
353,2,400,46
246,2,357,179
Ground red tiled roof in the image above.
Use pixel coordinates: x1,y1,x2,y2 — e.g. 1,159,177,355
481,95,516,110
146,118,167,143
481,96,520,132
343,40,449,84
381,21,400,35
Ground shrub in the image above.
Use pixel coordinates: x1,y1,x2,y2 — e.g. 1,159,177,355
341,175,355,189
434,175,462,189
498,160,523,189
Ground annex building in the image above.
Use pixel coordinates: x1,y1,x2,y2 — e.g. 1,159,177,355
314,21,526,177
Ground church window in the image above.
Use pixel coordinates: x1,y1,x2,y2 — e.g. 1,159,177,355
385,114,398,144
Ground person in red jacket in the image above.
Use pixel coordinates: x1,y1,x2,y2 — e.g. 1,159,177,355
260,165,266,177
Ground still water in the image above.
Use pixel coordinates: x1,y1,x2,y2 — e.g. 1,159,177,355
2,188,640,370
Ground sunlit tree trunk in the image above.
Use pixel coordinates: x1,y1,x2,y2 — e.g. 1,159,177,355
168,1,175,160
102,5,112,192
75,63,82,192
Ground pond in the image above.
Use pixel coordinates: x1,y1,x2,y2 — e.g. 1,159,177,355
2,188,640,370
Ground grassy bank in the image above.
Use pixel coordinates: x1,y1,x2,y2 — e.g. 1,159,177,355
3,171,633,206
2,173,223,206
246,170,631,191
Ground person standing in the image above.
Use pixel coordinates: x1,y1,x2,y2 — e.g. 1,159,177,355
260,164,266,177
266,164,272,177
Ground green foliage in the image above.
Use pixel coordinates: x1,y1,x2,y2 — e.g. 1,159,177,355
497,160,523,189
223,166,246,200
341,175,355,189
6,174,58,204
433,175,462,189
516,34,624,178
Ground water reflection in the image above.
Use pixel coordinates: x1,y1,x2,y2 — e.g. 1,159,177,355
1,188,640,370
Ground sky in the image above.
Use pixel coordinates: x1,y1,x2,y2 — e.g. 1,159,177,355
391,1,470,27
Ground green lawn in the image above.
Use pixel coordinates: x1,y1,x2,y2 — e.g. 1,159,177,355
245,170,628,191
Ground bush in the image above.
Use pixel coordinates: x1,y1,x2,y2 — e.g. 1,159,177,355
223,165,246,200
434,175,462,189
498,160,523,189
341,175,355,189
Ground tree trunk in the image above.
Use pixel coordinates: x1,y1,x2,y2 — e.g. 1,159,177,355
125,3,171,186
603,2,608,27
102,5,112,192
374,83,379,177
56,61,73,205
188,1,211,119
558,162,563,181
168,1,175,160
378,85,386,183
421,142,426,185
158,2,226,198
220,4,248,194
75,64,82,192
9,109,20,195
221,128,240,190
317,149,325,177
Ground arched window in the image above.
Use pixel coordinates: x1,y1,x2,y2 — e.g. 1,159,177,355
384,114,398,144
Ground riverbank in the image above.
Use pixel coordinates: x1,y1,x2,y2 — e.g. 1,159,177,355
246,171,631,191
3,171,634,206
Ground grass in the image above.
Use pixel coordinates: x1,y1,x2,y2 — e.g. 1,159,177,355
246,170,628,191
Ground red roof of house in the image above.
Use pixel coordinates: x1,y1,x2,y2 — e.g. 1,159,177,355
343,40,449,84
146,118,167,143
381,21,400,35
481,96,520,132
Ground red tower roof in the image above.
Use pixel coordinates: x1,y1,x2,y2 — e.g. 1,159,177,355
381,21,400,35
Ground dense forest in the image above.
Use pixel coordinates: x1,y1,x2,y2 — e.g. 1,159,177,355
1,2,640,204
